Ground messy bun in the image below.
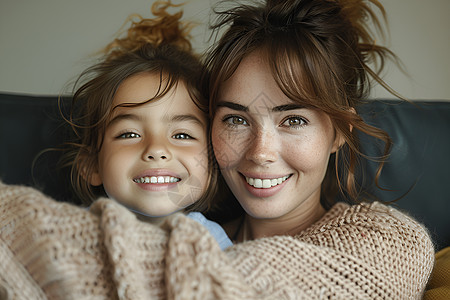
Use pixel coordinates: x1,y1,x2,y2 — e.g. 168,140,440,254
103,0,195,60
338,0,402,98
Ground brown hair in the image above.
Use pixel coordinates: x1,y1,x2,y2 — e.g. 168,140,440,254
62,1,216,210
203,0,398,208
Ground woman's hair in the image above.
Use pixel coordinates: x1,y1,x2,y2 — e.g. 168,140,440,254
62,0,216,210
203,0,398,208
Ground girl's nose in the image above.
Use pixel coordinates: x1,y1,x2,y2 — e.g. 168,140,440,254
245,128,278,165
142,138,172,161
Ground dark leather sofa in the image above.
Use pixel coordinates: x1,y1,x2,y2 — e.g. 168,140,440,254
1,92,449,249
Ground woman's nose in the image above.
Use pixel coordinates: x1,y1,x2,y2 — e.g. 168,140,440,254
245,128,278,165
142,138,172,161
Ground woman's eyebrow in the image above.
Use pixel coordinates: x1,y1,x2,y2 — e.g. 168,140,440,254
216,101,249,112
272,104,305,112
217,101,305,112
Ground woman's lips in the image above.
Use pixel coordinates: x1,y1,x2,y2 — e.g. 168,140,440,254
240,173,292,197
244,175,291,188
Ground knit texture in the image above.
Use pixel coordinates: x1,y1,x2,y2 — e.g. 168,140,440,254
0,182,434,299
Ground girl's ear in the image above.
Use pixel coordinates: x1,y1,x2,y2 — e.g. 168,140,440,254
89,169,102,187
78,150,102,186
331,107,355,153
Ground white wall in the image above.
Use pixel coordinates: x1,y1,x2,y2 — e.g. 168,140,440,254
1,0,449,100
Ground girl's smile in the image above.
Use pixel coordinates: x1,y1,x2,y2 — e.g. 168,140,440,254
133,169,182,191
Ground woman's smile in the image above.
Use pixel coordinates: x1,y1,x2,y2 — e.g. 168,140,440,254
243,174,292,189
241,173,293,198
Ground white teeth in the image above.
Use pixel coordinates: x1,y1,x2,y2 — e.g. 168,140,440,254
254,179,262,188
245,175,290,189
134,176,180,184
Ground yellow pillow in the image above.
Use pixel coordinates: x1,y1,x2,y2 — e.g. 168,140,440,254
423,247,450,300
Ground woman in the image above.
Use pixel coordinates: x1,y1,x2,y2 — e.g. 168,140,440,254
201,0,435,297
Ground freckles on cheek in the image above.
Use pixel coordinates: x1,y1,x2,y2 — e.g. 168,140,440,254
285,137,325,170
212,136,237,169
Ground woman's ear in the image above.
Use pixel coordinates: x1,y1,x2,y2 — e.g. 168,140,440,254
331,107,355,153
331,132,346,153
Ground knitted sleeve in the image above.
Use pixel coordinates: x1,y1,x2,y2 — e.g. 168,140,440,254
165,202,435,299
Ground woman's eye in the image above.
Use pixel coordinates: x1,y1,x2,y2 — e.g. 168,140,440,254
117,132,141,139
281,116,307,128
223,116,248,126
172,133,194,139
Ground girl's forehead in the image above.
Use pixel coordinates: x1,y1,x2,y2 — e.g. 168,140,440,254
108,75,207,126
112,72,173,106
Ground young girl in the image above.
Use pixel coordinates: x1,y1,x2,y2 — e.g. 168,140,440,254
63,0,231,249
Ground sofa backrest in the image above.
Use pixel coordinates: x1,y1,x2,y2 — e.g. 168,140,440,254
356,100,450,250
1,93,449,249
0,93,74,202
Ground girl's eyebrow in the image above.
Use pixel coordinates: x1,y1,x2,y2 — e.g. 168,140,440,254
216,101,305,112
107,112,204,127
170,114,205,126
107,113,140,127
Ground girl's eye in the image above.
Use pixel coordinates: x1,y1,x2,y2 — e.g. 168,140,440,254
117,132,141,139
223,116,249,126
172,133,194,140
281,116,308,128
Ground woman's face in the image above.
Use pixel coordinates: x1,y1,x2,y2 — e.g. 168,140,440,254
212,51,342,221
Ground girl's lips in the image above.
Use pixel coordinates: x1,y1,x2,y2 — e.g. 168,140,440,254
134,169,180,179
133,175,180,184
133,170,182,191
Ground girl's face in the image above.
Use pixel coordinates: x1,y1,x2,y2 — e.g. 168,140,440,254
90,72,209,219
212,51,342,221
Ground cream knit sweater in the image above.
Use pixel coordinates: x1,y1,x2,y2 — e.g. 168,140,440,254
0,182,434,299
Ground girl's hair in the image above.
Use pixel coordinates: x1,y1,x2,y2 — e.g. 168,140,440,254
62,1,216,210
203,0,398,208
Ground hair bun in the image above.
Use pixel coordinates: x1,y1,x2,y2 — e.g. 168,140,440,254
103,0,194,60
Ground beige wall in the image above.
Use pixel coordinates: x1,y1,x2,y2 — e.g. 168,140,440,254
0,0,449,100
